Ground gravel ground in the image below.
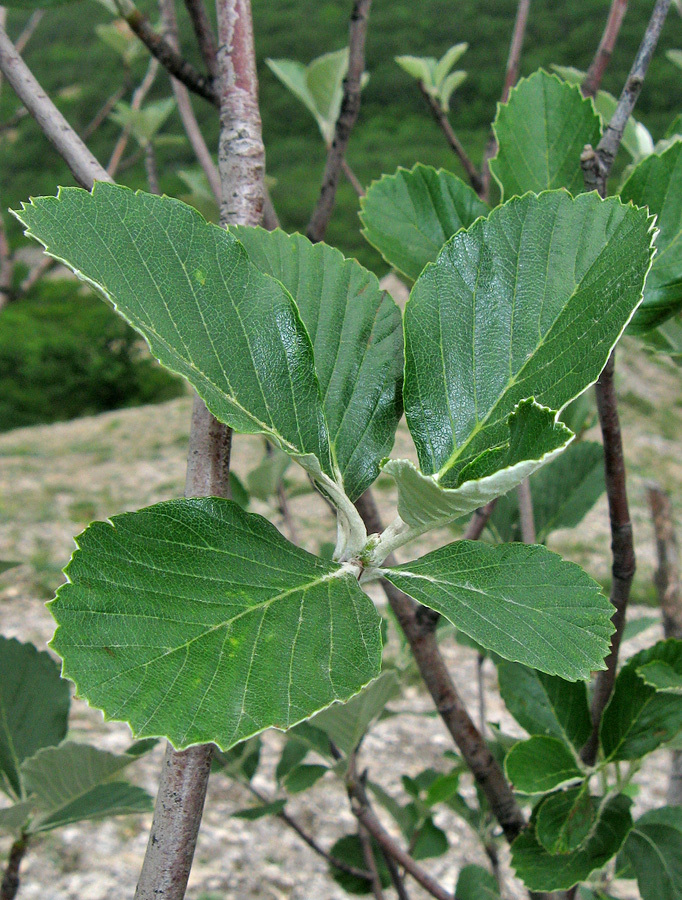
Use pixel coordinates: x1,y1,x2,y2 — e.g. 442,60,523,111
1,337,681,899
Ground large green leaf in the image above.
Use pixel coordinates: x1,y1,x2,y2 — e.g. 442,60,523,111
382,541,613,680
359,164,488,280
21,742,152,832
505,736,583,793
310,671,399,755
619,807,682,900
402,190,654,489
0,802,32,834
536,787,596,855
0,637,70,800
511,794,633,891
496,661,592,750
638,659,682,693
621,141,682,333
490,71,601,200
600,640,682,760
12,184,333,483
50,498,382,750
229,226,403,500
488,441,605,543
454,864,500,900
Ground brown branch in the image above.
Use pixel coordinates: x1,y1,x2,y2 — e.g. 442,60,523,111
341,156,365,196
581,0,671,195
582,0,628,98
481,0,530,200
358,821,386,900
121,2,218,106
580,0,671,767
306,0,371,243
381,849,410,900
81,85,127,141
160,0,222,201
517,479,536,543
0,25,112,188
19,256,57,296
647,483,682,805
417,83,483,196
108,56,159,177
184,0,219,79
0,835,29,900
463,499,496,541
355,490,525,843
346,755,451,900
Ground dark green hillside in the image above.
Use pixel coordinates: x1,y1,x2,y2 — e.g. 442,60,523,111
2,0,682,270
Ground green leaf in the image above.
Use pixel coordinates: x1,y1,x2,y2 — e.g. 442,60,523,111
12,184,334,485
284,763,328,794
497,661,592,749
383,542,613,680
395,55,435,86
228,472,250,509
643,315,682,363
49,498,382,750
490,71,601,200
246,447,291,501
360,164,488,280
424,770,460,806
600,639,682,761
22,742,152,832
505,736,583,793
412,817,448,860
110,98,175,146
275,738,309,783
434,43,468,86
620,807,682,900
621,141,682,333
95,21,144,68
622,615,659,642
330,834,391,894
310,671,400,755
383,402,572,535
212,736,261,781
306,48,350,143
668,48,682,71
0,561,19,575
266,59,319,122
232,799,286,820
551,65,653,161
536,787,596,854
0,637,70,800
511,794,633,891
401,190,654,498
229,227,403,501
0,801,32,834
488,441,605,543
439,70,467,112
455,864,500,900
638,659,682,693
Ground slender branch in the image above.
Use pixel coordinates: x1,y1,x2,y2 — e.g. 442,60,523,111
476,652,487,734
108,56,159,176
19,255,57,296
0,25,112,188
81,85,127,140
381,849,410,900
581,0,671,195
517,479,536,543
145,142,161,193
184,0,219,79
0,835,29,900
306,0,371,243
160,0,222,201
481,0,530,200
418,83,483,196
119,0,218,106
358,821,386,900
341,157,365,196
355,490,526,843
345,756,451,900
580,0,671,767
582,0,628,97
463,500,496,541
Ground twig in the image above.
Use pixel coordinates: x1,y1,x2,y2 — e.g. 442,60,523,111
381,849,410,900
13,10,42,55
108,56,159,177
582,0,629,97
463,499,496,541
81,85,127,141
355,490,525,843
581,0,671,196
341,156,365,196
358,821,386,900
184,0,219,79
580,0,672,767
346,755,451,900
18,255,57,296
119,0,218,106
418,82,484,196
481,0,530,200
160,0,222,201
0,835,29,900
135,1,265,897
0,25,112,188
647,483,682,805
476,652,487,734
145,142,161,193
306,0,371,243
517,479,536,543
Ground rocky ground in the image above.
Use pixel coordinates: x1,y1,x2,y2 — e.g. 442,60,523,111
1,336,680,900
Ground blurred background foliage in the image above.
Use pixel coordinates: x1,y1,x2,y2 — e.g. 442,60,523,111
1,0,681,428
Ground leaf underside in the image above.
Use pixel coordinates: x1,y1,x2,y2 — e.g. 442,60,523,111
50,498,382,750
